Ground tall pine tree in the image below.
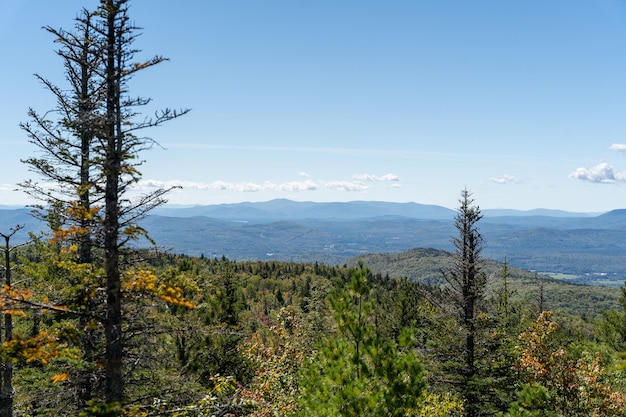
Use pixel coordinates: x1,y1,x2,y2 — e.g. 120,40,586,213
440,189,488,417
21,1,189,413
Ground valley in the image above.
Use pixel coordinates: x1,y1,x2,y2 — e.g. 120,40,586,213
3,199,626,286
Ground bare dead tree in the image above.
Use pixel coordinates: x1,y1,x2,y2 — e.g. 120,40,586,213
0,225,28,417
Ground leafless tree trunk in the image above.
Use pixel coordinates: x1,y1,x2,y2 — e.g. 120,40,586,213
0,225,26,417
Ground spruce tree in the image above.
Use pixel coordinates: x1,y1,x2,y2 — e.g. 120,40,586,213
441,189,487,417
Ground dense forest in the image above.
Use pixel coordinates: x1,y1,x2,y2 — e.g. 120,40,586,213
4,0,626,416
5,215,626,416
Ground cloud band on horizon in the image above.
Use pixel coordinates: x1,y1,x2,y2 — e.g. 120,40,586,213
489,174,524,184
134,172,401,194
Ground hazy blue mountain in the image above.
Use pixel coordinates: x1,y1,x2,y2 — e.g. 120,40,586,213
0,208,43,242
137,211,626,286
137,215,456,265
586,209,626,228
153,200,605,225
152,199,456,221
3,199,626,286
480,209,626,230
482,208,599,217
144,202,626,286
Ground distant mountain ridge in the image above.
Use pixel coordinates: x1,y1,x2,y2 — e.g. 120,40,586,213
152,199,602,222
0,200,602,224
152,199,457,221
482,208,598,218
2,199,626,286
145,200,626,286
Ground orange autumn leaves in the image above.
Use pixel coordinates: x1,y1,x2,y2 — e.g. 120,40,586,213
514,311,626,416
0,215,196,391
3,329,80,366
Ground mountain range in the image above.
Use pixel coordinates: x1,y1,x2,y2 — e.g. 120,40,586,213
2,199,626,286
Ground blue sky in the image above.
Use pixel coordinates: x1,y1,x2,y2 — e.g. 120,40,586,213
2,1,626,212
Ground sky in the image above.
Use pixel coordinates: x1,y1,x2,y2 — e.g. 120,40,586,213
2,1,626,212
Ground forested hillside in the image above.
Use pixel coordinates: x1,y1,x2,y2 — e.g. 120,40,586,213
353,248,621,318
5,245,626,416
4,203,626,286
4,1,626,416
138,208,626,286
6,185,626,416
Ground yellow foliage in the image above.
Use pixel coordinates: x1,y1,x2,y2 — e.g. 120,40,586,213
66,201,100,220
4,309,27,317
122,405,147,417
123,269,196,309
50,224,89,243
3,331,80,365
121,225,145,238
2,284,32,301
51,373,69,384
55,260,100,277
124,269,158,293
410,392,464,416
0,285,33,313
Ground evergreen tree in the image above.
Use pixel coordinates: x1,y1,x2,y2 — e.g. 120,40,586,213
181,258,252,387
21,1,189,413
299,262,425,416
443,189,484,415
431,200,532,415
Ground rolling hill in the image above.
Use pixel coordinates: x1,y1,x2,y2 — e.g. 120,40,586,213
3,199,626,286
143,200,626,286
351,248,621,318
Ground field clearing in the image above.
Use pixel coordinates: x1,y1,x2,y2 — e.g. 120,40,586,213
543,272,625,287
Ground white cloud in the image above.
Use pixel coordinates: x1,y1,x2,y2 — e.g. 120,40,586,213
489,174,524,184
134,179,318,193
263,180,318,192
610,144,626,155
352,173,400,182
569,162,626,184
137,173,404,195
232,182,265,192
381,173,400,182
211,181,232,191
324,181,369,192
135,179,191,189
